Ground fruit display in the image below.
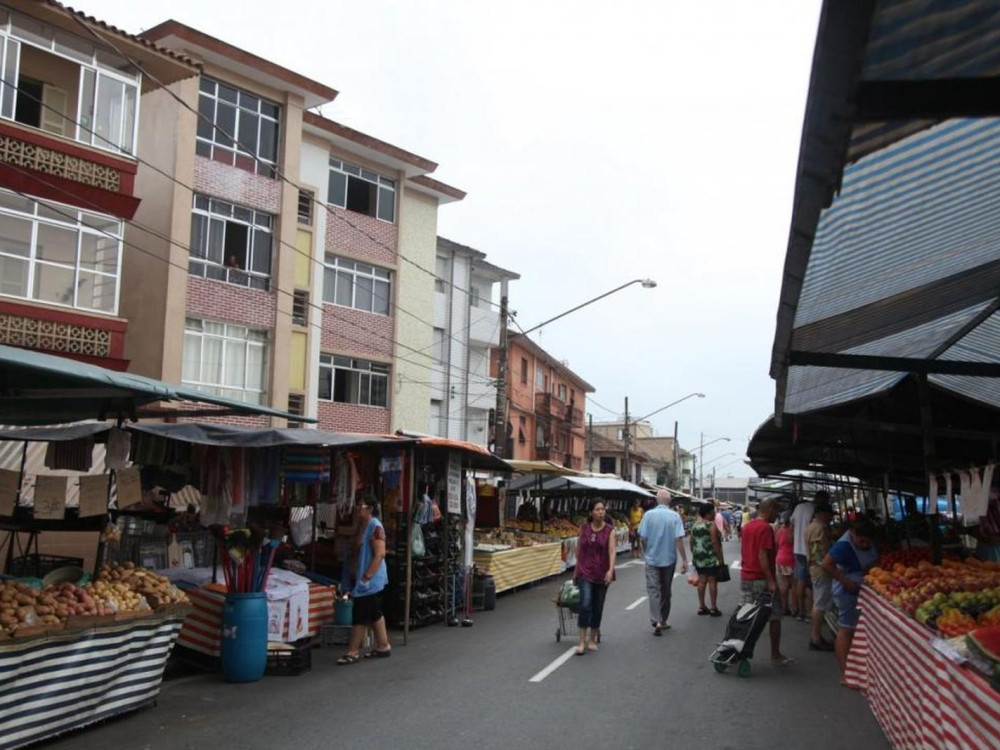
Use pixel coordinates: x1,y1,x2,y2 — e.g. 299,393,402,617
475,528,559,548
0,563,190,637
967,625,1000,673
866,557,1000,637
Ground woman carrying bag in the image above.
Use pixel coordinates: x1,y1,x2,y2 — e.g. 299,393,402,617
690,503,725,616
573,499,616,655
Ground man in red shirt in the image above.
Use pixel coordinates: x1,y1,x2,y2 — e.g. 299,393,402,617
740,498,793,666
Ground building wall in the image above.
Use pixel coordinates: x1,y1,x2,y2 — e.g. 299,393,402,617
122,78,198,381
318,400,390,434
299,137,329,422
186,276,277,328
392,187,437,434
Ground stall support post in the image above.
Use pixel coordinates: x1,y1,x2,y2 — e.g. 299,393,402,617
622,397,630,482
3,442,28,575
403,447,416,645
917,374,942,564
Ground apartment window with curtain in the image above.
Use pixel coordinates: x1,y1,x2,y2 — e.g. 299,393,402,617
196,76,280,177
189,195,273,290
0,191,121,313
182,318,268,404
322,254,391,314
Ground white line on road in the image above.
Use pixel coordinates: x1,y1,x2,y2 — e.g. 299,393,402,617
529,647,577,683
625,596,648,611
615,560,642,570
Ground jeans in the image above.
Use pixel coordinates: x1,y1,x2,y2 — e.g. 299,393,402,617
577,579,608,630
645,563,676,625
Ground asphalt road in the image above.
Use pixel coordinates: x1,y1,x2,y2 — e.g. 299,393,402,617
40,540,888,750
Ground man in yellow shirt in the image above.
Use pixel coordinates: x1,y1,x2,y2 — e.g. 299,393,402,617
629,498,644,559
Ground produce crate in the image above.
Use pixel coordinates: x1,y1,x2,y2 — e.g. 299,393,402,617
266,639,312,676
8,554,84,577
319,624,371,649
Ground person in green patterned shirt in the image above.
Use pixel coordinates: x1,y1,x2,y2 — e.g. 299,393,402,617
689,503,724,616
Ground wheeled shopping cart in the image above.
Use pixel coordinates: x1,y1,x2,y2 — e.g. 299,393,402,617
553,599,601,643
709,591,772,677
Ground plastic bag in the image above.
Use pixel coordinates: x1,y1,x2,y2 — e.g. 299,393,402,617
558,580,580,606
412,523,426,557
686,571,699,587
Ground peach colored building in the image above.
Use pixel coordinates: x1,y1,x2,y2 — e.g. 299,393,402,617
493,334,593,469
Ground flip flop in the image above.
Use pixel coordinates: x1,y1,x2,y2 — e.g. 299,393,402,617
710,609,723,617
574,647,586,655
697,607,710,616
336,653,362,665
771,656,795,666
363,649,392,659
653,623,662,636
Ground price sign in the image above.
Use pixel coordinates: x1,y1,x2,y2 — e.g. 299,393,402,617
78,474,109,517
115,467,142,508
33,476,67,520
447,452,461,514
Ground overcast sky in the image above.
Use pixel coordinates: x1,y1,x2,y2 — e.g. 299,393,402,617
91,0,822,477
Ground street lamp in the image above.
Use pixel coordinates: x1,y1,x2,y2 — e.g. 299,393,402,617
622,392,705,483
694,434,731,498
495,277,657,459
519,278,657,336
702,451,736,468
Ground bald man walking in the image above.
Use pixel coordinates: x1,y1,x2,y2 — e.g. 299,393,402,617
637,489,688,635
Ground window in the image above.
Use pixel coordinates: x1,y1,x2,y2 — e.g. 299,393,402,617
287,393,305,428
291,290,309,327
518,415,526,444
297,190,313,225
189,195,274,290
599,457,616,475
535,424,547,449
430,399,442,435
328,157,395,222
182,318,268,404
434,256,448,293
432,328,446,364
0,13,140,154
520,357,528,385
322,254,391,314
0,190,121,313
318,354,389,407
535,366,545,392
196,76,280,177
616,428,624,441
557,383,567,402
470,285,483,308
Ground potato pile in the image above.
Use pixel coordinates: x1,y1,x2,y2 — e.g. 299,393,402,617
92,562,189,610
0,580,106,635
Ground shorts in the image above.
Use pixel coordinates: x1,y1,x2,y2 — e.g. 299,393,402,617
695,565,719,578
352,592,384,626
794,554,812,587
835,591,860,629
777,564,794,577
812,574,832,612
629,530,638,543
740,579,781,622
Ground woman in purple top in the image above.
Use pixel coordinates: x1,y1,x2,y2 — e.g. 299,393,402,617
574,499,616,655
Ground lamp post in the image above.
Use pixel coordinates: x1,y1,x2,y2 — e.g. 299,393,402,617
694,434,731,498
622,392,705,482
495,278,656,459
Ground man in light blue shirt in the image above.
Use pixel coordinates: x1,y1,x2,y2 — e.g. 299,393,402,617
638,489,688,635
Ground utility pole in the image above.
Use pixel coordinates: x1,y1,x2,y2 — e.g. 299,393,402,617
672,420,679,489
699,431,704,499
622,397,630,482
492,284,509,458
587,413,593,472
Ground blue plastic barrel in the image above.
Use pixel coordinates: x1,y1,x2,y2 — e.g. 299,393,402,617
334,599,353,626
220,592,268,683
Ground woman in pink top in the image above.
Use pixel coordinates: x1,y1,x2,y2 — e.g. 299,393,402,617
776,510,797,618
573,499,616,655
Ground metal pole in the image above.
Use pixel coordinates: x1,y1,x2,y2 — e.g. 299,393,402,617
623,397,630,482
672,421,679,488
699,432,704,499
492,283,509,458
587,413,593,472
403,447,415,645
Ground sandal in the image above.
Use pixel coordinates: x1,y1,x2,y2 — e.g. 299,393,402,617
336,653,362,665
709,608,723,617
574,646,586,655
363,649,392,659
653,623,662,636
697,607,710,616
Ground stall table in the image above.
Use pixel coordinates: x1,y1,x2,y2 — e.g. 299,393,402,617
473,541,564,593
845,587,1000,749
176,582,335,659
0,610,186,750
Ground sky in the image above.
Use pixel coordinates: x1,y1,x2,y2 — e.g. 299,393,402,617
89,0,822,478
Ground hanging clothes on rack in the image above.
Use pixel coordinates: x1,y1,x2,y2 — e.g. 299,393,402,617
106,428,131,471
44,438,93,472
282,446,330,483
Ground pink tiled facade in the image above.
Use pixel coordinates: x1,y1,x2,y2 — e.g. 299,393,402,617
186,276,277,329
320,304,393,360
324,205,397,266
318,400,390,434
193,156,282,213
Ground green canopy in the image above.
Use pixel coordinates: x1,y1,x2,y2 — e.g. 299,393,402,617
0,344,312,425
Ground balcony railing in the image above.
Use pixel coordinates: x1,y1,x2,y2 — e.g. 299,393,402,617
534,446,566,463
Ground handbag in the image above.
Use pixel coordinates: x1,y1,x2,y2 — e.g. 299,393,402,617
715,563,731,583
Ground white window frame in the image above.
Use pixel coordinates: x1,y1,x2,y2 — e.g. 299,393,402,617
196,76,280,177
0,12,141,155
327,157,396,223
318,354,389,408
322,254,391,315
182,318,268,405
0,190,122,313
189,194,274,290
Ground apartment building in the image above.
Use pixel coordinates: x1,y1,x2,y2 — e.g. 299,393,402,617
124,21,464,431
430,237,518,444
496,335,593,468
0,2,196,370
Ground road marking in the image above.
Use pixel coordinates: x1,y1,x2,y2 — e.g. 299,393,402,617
615,560,642,570
529,647,577,683
730,561,742,570
625,596,648,611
